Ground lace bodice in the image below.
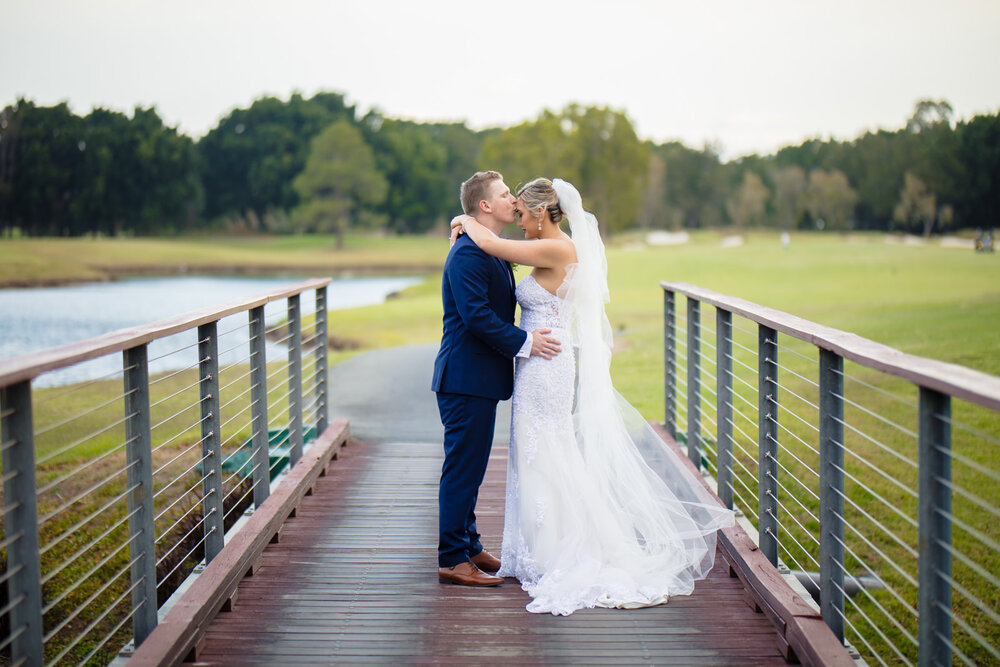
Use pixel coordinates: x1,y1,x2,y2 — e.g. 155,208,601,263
515,274,566,333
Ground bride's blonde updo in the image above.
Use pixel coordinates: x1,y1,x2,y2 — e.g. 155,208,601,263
517,178,563,223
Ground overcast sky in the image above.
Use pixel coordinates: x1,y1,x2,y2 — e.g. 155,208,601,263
4,0,999,159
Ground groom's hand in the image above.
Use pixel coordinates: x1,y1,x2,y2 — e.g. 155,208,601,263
530,329,561,359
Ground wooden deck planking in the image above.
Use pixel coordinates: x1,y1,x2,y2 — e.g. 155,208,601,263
196,440,790,665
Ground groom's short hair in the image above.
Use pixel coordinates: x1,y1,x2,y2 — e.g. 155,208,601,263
461,171,503,215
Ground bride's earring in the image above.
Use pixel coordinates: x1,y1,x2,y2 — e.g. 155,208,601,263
537,209,543,232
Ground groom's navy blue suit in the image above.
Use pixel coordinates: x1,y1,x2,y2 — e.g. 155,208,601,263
432,233,526,568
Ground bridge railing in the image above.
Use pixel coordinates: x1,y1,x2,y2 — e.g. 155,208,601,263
0,278,330,666
662,282,1000,667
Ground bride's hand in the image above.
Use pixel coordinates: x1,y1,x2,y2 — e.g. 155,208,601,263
449,215,473,246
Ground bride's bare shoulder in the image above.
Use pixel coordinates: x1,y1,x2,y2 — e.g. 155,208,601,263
560,236,579,262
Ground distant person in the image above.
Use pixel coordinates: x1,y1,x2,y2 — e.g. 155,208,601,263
450,177,733,615
432,171,561,587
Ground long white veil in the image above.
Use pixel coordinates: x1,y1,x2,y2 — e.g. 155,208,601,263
552,179,732,576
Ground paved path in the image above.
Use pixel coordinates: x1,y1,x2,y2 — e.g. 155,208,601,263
328,343,510,444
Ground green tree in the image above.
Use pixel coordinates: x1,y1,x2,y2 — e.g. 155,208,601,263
360,113,450,234
427,122,486,203
0,100,86,235
893,172,937,236
771,165,808,230
566,105,649,234
638,149,667,228
80,106,201,235
906,99,953,133
845,130,910,228
650,141,725,229
479,110,578,189
480,105,648,234
806,168,857,231
0,100,199,236
291,120,387,248
955,113,1000,229
725,171,770,229
198,92,354,222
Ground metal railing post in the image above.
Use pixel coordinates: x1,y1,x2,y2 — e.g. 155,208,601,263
716,309,734,509
918,387,952,667
123,345,158,645
758,325,779,566
686,298,702,469
249,306,270,507
1,380,44,665
819,349,845,642
664,289,676,439
198,322,225,563
315,286,329,435
288,294,303,465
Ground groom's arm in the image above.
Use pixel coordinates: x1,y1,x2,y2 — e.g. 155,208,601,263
449,245,527,358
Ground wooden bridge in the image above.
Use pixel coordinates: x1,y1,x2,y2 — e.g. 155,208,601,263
3,279,997,665
128,436,841,666
118,340,846,665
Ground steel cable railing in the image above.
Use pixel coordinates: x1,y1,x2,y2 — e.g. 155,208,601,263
663,281,1000,666
0,278,331,666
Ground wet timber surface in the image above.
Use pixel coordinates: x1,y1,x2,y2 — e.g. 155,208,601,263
195,344,789,665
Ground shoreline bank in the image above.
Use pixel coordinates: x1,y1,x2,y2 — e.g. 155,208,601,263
0,262,442,289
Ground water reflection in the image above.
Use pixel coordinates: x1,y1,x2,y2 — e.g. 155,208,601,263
0,275,422,387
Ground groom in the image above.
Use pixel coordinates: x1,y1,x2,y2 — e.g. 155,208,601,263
432,171,560,586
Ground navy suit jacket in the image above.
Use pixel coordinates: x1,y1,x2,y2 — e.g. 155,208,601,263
432,233,527,401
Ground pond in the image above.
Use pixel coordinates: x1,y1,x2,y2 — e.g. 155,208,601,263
0,275,423,387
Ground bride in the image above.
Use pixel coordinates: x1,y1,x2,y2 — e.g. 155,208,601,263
451,178,733,616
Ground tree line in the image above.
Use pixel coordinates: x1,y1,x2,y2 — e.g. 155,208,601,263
1,93,997,240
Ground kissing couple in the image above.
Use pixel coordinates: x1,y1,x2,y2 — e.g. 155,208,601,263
432,171,733,616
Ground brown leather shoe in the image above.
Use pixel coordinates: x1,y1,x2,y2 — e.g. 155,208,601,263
438,561,503,587
470,549,502,573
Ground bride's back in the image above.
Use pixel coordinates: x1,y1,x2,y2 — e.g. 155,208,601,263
527,236,577,296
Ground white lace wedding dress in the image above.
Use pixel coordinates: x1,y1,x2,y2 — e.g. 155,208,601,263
496,180,733,616
498,273,732,615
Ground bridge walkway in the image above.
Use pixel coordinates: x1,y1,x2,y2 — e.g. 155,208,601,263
194,438,790,665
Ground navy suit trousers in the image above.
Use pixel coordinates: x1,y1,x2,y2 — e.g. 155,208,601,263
436,392,498,568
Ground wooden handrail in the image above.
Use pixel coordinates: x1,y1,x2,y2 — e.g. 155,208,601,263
0,278,331,387
662,281,1000,411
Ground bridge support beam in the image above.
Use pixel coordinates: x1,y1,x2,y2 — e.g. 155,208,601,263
124,344,158,646
757,325,779,567
686,298,702,469
288,294,303,466
249,306,270,508
716,308,734,509
315,286,329,435
199,322,225,563
819,349,845,643
1,380,44,665
918,387,952,667
663,290,676,439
